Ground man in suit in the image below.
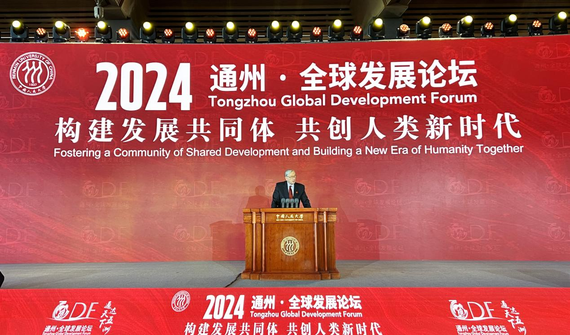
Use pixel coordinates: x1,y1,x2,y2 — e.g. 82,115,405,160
271,169,311,208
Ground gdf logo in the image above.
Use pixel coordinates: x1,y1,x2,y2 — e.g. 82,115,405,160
10,52,56,96
449,300,499,321
50,300,99,321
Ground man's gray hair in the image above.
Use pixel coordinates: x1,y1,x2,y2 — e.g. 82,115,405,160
285,169,295,177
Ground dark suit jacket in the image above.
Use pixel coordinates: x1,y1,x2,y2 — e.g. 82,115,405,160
271,181,311,208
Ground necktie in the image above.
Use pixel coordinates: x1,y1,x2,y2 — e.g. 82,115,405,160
289,186,293,199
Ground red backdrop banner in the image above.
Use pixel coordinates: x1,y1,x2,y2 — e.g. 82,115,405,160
0,36,569,263
2,287,570,335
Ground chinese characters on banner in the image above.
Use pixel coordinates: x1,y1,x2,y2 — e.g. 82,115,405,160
52,57,524,161
2,288,569,334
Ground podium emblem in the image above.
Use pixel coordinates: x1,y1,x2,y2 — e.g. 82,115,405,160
280,236,300,256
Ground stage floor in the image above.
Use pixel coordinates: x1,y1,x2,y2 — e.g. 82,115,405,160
3,261,570,334
2,260,569,289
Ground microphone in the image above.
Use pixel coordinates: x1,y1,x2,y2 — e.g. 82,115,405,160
281,198,286,208
294,198,299,208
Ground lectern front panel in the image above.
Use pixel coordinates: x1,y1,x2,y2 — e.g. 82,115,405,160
265,222,316,273
242,208,339,280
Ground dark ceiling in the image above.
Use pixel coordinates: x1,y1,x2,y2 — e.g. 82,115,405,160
0,0,568,40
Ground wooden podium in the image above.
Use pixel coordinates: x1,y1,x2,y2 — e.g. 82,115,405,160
242,208,340,280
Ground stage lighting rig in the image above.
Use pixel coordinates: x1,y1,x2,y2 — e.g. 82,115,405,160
457,15,474,37
481,22,495,37
416,16,432,39
94,0,104,19
162,29,175,43
223,21,239,43
267,21,283,42
287,21,303,42
140,21,156,43
397,24,410,39
310,26,323,42
53,21,70,43
350,26,364,41
246,28,258,43
117,28,131,42
182,22,198,43
549,11,568,34
95,21,112,43
438,23,453,38
205,28,217,43
528,20,543,36
75,28,90,42
328,19,344,41
368,18,385,40
34,28,48,43
10,20,29,42
501,14,518,36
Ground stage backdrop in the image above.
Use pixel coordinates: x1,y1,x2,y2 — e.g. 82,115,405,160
0,35,569,263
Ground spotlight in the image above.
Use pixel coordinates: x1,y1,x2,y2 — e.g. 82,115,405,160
457,15,474,37
246,28,258,43
416,16,432,39
117,28,131,42
528,20,543,36
53,21,70,43
501,14,518,36
397,24,410,39
350,25,364,41
481,22,495,37
223,21,239,43
182,22,198,43
328,19,344,41
95,21,112,43
162,29,175,43
34,27,48,43
438,23,453,38
287,20,303,42
549,11,568,34
205,28,217,43
10,20,29,42
267,20,283,42
140,21,156,43
75,28,90,42
310,26,323,42
368,18,385,40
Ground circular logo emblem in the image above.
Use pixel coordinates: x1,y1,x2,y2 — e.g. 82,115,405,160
449,300,469,320
174,180,192,197
548,223,566,241
171,290,191,312
280,236,300,256
10,52,56,96
52,301,70,320
82,180,99,198
0,139,8,153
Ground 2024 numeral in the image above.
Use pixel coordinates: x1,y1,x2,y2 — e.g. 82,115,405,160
203,295,245,320
95,62,192,111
